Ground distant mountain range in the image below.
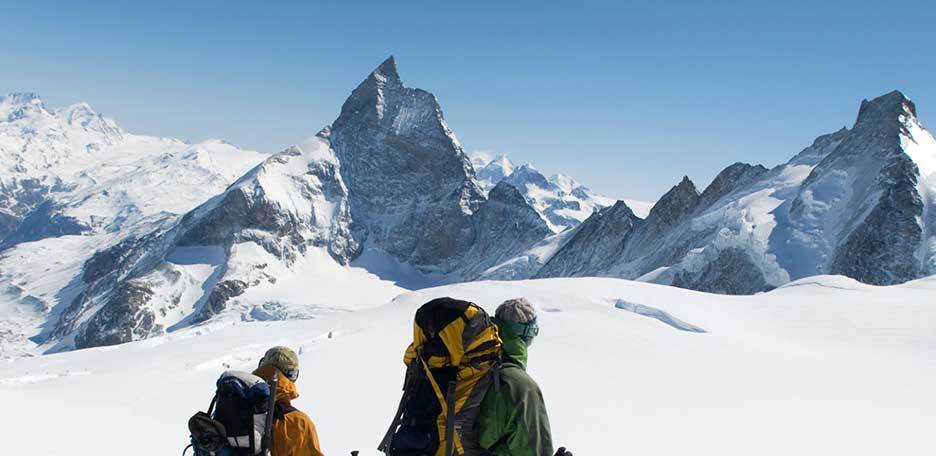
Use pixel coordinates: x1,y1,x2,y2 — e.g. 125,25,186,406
470,152,653,230
1,57,934,355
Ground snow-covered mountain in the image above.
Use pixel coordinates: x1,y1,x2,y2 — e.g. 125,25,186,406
536,91,936,294
26,57,552,352
471,152,652,231
3,59,936,357
46,137,375,350
0,93,266,245
0,92,268,356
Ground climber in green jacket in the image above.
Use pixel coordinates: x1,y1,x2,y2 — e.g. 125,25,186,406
475,298,571,456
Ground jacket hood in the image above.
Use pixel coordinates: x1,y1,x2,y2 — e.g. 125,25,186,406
494,317,529,369
253,364,299,404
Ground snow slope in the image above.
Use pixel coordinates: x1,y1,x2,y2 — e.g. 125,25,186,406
2,275,934,455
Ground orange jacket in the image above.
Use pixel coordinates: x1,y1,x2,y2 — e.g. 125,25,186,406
253,365,325,456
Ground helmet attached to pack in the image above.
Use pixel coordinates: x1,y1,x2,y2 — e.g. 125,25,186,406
258,346,300,382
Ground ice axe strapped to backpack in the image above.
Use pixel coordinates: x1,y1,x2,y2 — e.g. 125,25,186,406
379,297,503,456
186,370,279,456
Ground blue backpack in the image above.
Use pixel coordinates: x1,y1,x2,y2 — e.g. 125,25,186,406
186,370,278,456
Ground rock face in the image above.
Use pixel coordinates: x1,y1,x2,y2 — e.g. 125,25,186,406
671,247,771,295
621,176,701,264
800,92,927,285
775,91,934,285
535,201,643,277
697,163,770,210
459,182,552,279
329,57,484,271
178,141,359,265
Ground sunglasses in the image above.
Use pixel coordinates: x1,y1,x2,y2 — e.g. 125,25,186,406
503,318,540,343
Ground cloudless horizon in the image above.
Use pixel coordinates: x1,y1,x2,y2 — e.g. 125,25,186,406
2,1,934,201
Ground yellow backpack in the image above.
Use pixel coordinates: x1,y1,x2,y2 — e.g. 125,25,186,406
379,297,503,456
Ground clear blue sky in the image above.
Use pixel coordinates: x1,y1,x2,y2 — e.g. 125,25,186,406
2,1,934,200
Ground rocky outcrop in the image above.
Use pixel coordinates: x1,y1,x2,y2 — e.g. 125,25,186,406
781,91,928,285
536,201,642,277
822,92,926,284
459,182,552,279
697,163,769,210
671,247,773,294
637,176,700,235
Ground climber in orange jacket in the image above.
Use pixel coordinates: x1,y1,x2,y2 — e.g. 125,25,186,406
253,346,325,456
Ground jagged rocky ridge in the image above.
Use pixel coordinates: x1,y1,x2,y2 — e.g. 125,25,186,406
537,90,936,294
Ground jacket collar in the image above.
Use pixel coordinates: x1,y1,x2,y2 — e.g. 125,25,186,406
494,317,529,370
253,364,299,404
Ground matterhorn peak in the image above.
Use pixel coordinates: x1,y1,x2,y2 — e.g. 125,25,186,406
336,56,412,124
373,55,400,82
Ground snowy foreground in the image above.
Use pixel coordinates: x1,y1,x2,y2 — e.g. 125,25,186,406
2,276,935,455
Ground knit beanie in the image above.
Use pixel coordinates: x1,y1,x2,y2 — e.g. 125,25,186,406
496,297,537,323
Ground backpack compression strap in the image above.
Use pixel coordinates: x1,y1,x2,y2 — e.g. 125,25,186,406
261,372,278,455
443,380,457,456
378,363,419,454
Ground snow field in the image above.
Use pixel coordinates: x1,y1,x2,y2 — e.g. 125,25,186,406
2,275,935,455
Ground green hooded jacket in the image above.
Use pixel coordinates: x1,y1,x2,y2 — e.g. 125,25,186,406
475,318,554,456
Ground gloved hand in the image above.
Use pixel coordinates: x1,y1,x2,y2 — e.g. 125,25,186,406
554,447,573,456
